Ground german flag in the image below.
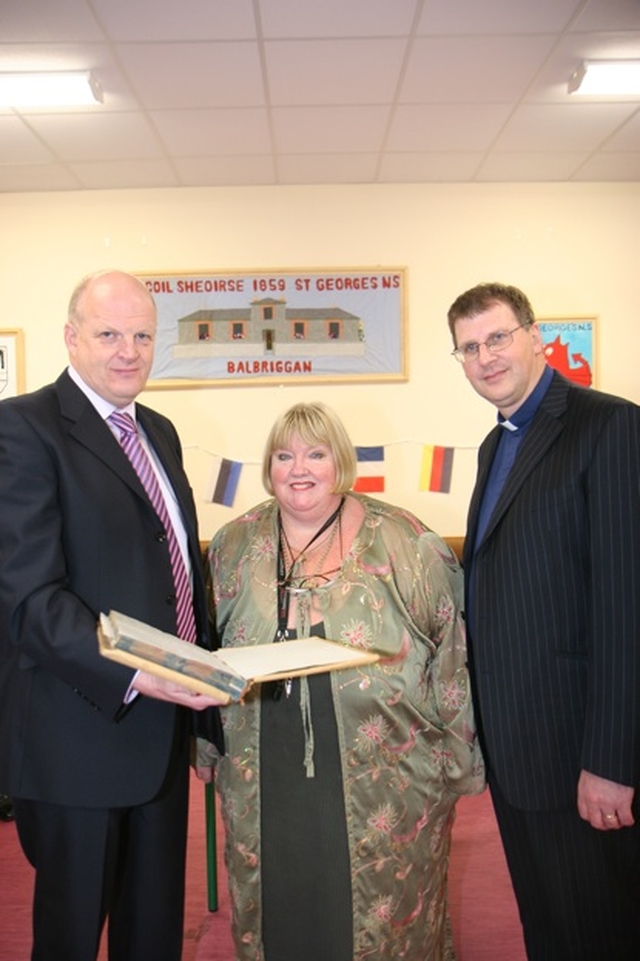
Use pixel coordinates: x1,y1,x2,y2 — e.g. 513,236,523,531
420,445,454,494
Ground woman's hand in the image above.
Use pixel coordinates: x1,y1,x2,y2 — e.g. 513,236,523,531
191,736,219,782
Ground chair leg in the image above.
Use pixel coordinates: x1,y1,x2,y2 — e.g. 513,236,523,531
205,780,218,912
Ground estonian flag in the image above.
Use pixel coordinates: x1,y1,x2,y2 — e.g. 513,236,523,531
354,446,385,493
206,456,242,507
419,445,454,494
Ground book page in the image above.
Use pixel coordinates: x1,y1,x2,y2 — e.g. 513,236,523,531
218,637,378,681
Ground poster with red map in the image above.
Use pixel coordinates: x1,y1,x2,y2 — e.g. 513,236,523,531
538,318,595,388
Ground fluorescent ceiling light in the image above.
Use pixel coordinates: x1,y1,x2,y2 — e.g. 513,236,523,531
0,71,102,107
568,61,640,95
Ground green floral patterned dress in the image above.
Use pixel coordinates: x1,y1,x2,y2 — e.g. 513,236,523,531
207,494,485,961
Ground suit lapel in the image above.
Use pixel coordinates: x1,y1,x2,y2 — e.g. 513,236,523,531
56,371,147,499
471,372,571,552
55,373,194,539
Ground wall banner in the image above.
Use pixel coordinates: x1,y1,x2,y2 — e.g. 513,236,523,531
140,267,407,389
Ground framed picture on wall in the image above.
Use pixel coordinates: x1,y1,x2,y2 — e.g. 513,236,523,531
0,328,26,398
139,267,407,389
538,317,596,388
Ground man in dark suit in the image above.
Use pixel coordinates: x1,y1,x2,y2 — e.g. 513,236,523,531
0,270,222,961
447,282,640,961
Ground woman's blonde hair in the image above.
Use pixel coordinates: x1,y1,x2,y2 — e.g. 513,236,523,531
262,402,357,495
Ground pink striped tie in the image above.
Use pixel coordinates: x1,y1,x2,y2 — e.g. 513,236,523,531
109,410,197,643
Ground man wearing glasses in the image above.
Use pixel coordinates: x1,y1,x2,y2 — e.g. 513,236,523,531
448,282,640,960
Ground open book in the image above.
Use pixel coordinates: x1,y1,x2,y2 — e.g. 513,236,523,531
98,610,379,704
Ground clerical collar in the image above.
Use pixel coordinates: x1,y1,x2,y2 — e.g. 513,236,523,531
498,365,554,432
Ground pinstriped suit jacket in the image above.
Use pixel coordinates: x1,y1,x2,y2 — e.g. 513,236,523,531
463,370,640,810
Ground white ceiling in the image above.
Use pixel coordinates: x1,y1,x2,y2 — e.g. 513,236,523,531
1,0,639,194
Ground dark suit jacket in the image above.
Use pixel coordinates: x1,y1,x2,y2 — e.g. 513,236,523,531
0,370,219,807
464,371,640,810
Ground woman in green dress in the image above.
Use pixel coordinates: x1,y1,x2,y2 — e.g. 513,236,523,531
202,402,484,961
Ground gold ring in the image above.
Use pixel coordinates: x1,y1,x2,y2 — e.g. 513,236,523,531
604,813,616,820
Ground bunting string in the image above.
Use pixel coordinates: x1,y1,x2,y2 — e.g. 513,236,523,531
185,440,478,509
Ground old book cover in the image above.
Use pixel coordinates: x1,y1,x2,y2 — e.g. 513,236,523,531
98,611,379,704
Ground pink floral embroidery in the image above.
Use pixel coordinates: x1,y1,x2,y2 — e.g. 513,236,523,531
231,754,254,783
431,746,454,770
439,678,466,711
435,595,454,625
251,535,276,561
357,713,390,747
231,623,248,645
340,619,373,649
367,802,399,835
236,842,258,868
369,894,394,923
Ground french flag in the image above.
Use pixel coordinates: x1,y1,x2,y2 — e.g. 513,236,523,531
353,446,385,493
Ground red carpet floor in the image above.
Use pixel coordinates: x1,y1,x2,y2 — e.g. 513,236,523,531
0,774,525,960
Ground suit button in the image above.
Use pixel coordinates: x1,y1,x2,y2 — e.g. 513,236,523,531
166,594,176,606
156,530,167,542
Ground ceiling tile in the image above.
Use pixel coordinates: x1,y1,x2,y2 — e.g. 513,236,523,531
603,110,640,149
0,0,102,41
0,163,80,192
387,104,513,151
273,105,389,153
573,150,640,179
400,35,555,103
174,155,276,186
0,116,54,162
115,42,265,108
277,153,379,184
476,151,589,181
258,0,418,38
68,158,179,189
494,103,639,151
91,0,257,41
25,113,163,161
417,0,582,35
378,152,485,182
150,108,272,155
569,0,640,32
266,38,406,105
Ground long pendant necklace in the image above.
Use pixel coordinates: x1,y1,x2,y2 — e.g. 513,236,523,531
280,509,342,588
274,496,345,699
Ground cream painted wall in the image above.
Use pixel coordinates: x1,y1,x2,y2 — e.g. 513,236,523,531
1,182,639,540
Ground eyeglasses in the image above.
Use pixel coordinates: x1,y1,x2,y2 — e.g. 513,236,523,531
451,324,528,364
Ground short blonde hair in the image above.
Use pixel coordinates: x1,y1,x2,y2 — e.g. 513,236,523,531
262,402,357,495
